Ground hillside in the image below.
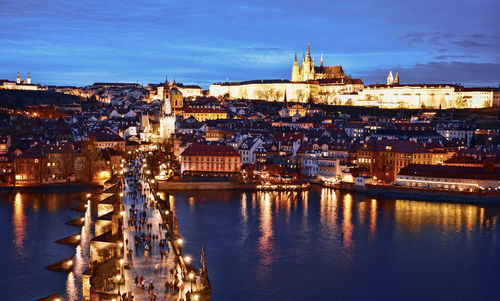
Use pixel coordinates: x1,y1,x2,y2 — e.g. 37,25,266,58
0,89,83,108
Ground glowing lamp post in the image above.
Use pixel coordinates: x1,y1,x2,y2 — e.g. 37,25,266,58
119,258,124,276
116,274,121,295
188,272,195,292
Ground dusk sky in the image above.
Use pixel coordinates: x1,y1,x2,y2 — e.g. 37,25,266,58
1,0,499,88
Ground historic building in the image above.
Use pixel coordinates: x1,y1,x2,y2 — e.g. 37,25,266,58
1,72,41,90
159,77,177,140
292,45,347,82
151,80,202,102
180,143,241,176
355,71,500,109
209,45,364,103
396,164,500,191
210,46,498,108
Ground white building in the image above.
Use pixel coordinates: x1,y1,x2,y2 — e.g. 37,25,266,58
238,137,264,165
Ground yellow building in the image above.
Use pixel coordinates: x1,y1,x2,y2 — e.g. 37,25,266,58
182,107,227,122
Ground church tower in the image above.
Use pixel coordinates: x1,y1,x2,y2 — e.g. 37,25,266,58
302,44,311,81
163,76,170,100
16,72,20,84
27,73,31,84
394,72,399,85
292,53,300,82
159,75,176,140
387,70,394,85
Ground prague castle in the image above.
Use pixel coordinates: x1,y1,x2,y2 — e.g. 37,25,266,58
209,45,364,104
209,45,500,108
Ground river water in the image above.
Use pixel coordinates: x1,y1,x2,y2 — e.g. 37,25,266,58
171,187,500,301
0,190,93,300
0,187,499,300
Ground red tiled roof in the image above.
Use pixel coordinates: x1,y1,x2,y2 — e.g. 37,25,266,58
181,143,240,157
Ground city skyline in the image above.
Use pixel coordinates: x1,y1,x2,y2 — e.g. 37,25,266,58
1,0,499,87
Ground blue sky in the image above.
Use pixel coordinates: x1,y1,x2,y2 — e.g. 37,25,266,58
1,0,499,88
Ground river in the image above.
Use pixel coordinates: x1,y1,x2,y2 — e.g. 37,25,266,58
170,186,500,300
0,187,499,300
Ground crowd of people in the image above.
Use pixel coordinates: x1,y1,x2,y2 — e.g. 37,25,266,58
121,155,193,301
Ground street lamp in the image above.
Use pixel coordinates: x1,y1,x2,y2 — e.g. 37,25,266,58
184,256,191,264
188,272,194,292
194,294,199,301
86,193,91,198
165,210,169,215
177,238,183,245
119,258,124,276
116,274,121,295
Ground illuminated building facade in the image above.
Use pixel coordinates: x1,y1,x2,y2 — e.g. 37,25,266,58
396,164,500,191
180,143,241,176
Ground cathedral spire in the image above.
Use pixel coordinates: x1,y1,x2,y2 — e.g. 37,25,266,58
320,53,323,68
294,53,297,63
163,75,170,100
306,44,311,61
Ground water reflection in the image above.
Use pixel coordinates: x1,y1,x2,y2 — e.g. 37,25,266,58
341,193,354,247
167,188,500,300
13,192,25,255
394,200,483,234
370,199,377,237
319,188,338,237
256,192,275,276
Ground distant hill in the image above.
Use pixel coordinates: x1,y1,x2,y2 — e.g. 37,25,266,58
0,90,83,108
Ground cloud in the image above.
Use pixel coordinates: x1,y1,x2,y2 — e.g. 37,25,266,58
435,54,478,60
452,40,488,48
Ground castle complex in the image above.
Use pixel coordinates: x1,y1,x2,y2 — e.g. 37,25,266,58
209,45,500,108
210,46,364,104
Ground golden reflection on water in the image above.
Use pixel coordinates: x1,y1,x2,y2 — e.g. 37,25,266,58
342,193,354,247
320,188,338,235
169,194,175,213
393,200,481,233
241,193,247,223
302,190,308,217
256,192,275,275
13,192,25,255
370,199,377,237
